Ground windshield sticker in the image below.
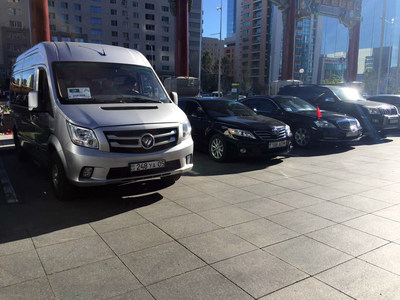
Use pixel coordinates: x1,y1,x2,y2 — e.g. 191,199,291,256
67,87,91,99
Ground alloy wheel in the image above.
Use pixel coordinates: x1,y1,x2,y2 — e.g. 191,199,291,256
294,128,310,147
210,137,224,159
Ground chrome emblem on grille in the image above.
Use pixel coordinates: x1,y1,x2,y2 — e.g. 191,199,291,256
141,134,155,149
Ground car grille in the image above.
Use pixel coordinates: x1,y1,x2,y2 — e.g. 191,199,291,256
104,127,178,153
107,160,181,180
336,119,359,130
379,107,398,115
254,127,286,140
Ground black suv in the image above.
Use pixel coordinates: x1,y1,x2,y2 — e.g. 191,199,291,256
278,85,399,134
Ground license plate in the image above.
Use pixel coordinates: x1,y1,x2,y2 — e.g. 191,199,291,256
346,131,359,137
269,140,287,149
130,160,165,172
389,119,399,124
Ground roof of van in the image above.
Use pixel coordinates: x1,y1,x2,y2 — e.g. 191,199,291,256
16,42,152,67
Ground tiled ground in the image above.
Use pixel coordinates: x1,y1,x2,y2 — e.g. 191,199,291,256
2,134,400,299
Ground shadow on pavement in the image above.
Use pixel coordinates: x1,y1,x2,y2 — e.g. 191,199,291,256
187,150,285,176
0,150,172,244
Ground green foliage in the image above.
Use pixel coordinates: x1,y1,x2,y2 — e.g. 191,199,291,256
322,74,344,85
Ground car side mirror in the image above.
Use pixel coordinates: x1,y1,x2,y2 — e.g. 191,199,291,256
28,91,38,111
191,107,205,118
170,92,178,105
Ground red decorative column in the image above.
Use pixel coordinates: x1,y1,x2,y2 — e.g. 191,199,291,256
347,20,361,82
281,0,296,80
175,0,190,76
29,0,50,45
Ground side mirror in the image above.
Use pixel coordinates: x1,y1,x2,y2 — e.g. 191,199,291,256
28,91,38,111
170,92,178,105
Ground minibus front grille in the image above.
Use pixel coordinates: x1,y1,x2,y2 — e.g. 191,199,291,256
104,127,179,153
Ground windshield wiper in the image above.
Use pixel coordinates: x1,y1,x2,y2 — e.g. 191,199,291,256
115,96,162,103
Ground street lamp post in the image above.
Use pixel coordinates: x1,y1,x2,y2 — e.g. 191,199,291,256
385,18,395,93
217,0,222,97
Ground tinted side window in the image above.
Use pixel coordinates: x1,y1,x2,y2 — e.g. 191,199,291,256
38,69,53,114
178,100,186,111
185,101,202,117
19,69,35,107
10,72,22,105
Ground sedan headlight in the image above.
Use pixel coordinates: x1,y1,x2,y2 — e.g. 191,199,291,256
365,107,380,115
224,128,256,139
182,119,192,140
285,125,292,135
67,122,99,149
314,120,336,128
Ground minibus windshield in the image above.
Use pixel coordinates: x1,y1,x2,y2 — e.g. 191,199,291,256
54,62,169,104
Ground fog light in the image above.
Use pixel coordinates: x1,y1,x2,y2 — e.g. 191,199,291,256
81,167,94,178
186,154,193,164
240,148,247,154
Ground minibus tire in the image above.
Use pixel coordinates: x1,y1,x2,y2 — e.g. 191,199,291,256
50,153,75,201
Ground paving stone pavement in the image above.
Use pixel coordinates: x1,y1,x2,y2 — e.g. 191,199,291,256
2,135,400,299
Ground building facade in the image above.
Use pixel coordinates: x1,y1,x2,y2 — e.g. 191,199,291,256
226,0,237,38
0,0,202,89
237,0,273,93
201,37,224,64
0,0,30,90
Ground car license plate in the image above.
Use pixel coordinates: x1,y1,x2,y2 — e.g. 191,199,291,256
130,160,165,172
389,119,399,124
269,140,287,149
346,131,359,137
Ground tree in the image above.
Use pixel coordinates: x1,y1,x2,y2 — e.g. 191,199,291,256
362,69,376,96
201,51,217,92
323,74,344,85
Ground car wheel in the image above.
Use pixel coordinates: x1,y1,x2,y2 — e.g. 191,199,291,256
294,127,311,147
13,130,28,161
209,134,228,162
50,153,75,201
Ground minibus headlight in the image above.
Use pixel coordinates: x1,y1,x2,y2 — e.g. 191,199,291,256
67,122,99,149
182,120,192,140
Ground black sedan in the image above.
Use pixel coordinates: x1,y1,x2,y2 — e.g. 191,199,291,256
178,97,292,161
241,95,363,147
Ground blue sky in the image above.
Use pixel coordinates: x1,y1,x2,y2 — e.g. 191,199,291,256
202,0,227,39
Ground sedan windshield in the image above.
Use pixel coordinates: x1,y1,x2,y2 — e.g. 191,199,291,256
54,62,169,104
274,97,316,112
329,87,365,102
201,100,256,118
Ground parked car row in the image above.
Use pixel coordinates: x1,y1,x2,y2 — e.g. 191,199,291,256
179,85,400,162
278,85,400,134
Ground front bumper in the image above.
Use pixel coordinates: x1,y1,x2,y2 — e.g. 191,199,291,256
226,137,292,157
367,114,399,130
311,127,363,143
62,138,194,187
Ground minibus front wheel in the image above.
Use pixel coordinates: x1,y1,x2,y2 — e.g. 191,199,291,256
50,152,75,201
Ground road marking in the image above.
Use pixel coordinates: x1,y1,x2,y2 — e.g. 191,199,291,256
0,158,18,203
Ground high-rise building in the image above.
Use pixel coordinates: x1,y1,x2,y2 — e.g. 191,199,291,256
227,0,237,38
320,0,400,92
0,0,30,89
237,0,273,94
0,0,202,89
